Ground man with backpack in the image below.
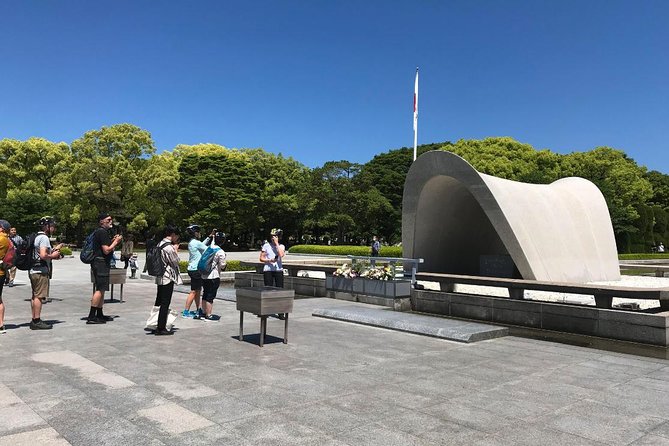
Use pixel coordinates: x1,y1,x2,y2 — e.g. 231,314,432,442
87,212,122,325
29,217,64,330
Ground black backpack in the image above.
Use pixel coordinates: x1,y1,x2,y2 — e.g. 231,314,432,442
79,231,97,264
14,233,40,271
146,241,169,277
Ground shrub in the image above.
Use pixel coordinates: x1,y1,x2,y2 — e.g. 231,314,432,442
288,245,403,257
619,253,669,260
178,260,188,273
226,260,255,272
60,246,73,256
178,259,254,273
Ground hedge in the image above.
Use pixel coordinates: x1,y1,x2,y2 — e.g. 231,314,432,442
288,244,403,257
618,253,669,260
178,259,255,273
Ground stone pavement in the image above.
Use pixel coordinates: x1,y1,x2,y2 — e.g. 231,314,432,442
1,258,669,445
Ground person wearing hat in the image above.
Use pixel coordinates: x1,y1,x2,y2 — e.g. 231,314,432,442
0,219,11,333
29,217,64,330
259,228,285,288
87,212,122,325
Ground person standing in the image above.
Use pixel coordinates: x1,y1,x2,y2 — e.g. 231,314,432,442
29,217,64,330
153,225,182,336
121,234,134,270
201,232,227,321
0,220,12,333
6,227,22,287
371,236,380,257
143,231,156,273
87,212,122,325
260,228,285,288
183,224,211,319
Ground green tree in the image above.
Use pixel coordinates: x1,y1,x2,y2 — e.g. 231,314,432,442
177,150,260,246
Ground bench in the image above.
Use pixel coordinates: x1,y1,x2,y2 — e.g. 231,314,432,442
236,287,295,347
415,272,669,310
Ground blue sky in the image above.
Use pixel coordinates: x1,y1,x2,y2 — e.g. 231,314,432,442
1,1,667,172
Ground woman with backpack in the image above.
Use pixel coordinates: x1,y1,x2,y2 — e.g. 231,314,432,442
200,231,227,321
152,225,182,336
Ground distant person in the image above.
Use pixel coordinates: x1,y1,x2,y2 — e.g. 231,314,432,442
128,253,138,279
6,227,22,287
659,242,665,253
143,232,156,273
121,234,134,269
153,225,182,336
0,220,12,333
201,232,227,321
183,224,212,319
260,228,285,288
371,236,380,257
87,213,122,325
30,217,64,330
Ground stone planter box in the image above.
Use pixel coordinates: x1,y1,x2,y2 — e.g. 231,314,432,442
326,276,411,298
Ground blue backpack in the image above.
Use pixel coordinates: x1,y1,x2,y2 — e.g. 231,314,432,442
79,231,97,264
197,246,220,275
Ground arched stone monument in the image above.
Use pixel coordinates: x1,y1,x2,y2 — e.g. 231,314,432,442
402,151,620,282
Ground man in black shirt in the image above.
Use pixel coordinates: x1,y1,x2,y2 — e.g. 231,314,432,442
87,212,122,324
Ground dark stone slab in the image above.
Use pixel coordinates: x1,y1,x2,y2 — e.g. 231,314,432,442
312,306,508,343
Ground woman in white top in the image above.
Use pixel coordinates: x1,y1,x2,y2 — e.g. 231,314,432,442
201,232,227,320
153,225,183,335
259,228,285,287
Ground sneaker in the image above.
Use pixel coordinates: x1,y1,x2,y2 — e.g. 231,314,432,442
197,308,205,319
0,325,6,334
154,329,174,336
86,317,106,325
30,320,52,330
99,315,114,322
181,310,194,319
203,315,217,321
7,281,13,287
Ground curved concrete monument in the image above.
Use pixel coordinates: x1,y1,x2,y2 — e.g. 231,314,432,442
402,151,620,283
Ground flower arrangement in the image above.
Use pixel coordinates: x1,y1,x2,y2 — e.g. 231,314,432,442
332,262,395,281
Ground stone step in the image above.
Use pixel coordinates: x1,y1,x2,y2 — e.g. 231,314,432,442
312,306,508,343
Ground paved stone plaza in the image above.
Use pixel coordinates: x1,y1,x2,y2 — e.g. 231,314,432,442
1,257,669,445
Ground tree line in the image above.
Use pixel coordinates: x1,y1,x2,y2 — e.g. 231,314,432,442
0,124,667,252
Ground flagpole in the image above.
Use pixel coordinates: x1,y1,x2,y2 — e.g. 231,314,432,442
413,67,419,161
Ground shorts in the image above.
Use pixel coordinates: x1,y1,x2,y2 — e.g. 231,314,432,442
202,278,220,302
30,273,50,299
92,258,110,292
188,270,203,291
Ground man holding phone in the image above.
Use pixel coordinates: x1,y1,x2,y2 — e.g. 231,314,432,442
87,212,122,324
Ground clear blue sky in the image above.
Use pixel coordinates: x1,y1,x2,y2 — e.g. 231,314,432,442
1,1,667,172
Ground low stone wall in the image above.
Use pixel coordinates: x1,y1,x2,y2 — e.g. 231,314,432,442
234,272,327,297
412,289,669,346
